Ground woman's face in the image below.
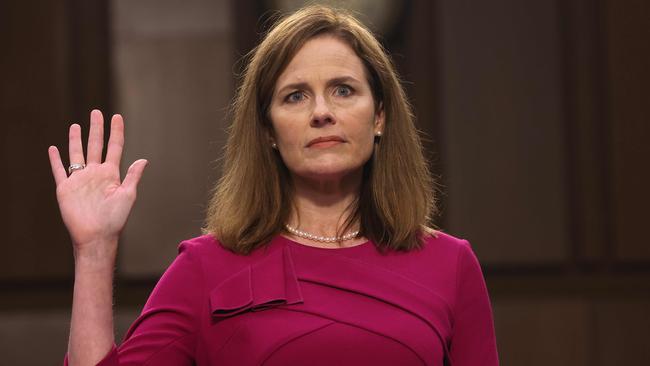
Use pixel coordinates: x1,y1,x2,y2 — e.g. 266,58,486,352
269,35,384,183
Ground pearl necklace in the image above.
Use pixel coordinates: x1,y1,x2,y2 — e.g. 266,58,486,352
284,224,359,243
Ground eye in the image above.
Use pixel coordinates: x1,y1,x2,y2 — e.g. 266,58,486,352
285,91,305,103
334,85,353,97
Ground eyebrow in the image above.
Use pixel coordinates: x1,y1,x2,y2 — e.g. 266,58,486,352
275,76,362,96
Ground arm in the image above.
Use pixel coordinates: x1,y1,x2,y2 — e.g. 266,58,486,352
48,110,148,365
448,242,499,366
62,241,203,366
107,241,203,365
67,242,118,366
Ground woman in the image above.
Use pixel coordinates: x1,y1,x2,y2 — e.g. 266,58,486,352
49,5,498,366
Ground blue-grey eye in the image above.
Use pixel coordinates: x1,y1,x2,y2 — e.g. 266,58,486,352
286,91,304,103
335,85,352,97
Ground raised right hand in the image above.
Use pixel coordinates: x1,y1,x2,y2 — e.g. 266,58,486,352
48,110,148,259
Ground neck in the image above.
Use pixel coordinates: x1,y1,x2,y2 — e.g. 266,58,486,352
288,171,361,237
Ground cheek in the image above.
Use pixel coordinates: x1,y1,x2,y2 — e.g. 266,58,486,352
270,111,298,145
358,134,376,160
270,117,305,166
346,110,378,146
274,125,294,145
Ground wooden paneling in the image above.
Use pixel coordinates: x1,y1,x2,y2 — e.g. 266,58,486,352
493,298,590,366
2,0,649,364
0,1,110,279
594,299,650,365
438,0,569,265
603,0,650,262
493,297,650,366
561,0,611,263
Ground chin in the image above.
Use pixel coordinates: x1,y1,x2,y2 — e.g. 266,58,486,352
297,164,363,181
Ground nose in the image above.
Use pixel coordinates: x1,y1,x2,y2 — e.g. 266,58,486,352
310,95,335,127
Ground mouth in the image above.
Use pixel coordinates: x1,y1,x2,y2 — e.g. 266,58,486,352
307,135,345,148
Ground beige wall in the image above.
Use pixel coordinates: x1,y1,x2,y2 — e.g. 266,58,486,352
112,0,233,276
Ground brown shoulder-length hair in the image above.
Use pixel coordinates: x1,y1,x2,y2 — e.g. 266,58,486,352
203,5,436,254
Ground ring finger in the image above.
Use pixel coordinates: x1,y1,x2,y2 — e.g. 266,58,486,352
68,123,86,169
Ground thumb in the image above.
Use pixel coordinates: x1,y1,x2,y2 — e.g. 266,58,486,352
122,159,148,192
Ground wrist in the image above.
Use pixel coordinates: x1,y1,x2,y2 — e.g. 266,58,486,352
73,238,118,267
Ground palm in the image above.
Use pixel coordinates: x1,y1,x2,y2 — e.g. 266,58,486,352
48,110,147,250
57,164,128,244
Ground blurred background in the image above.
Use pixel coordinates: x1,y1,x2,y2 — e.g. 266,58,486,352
1,0,649,365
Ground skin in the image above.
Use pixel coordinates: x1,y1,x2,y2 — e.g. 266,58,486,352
269,35,384,247
48,110,148,365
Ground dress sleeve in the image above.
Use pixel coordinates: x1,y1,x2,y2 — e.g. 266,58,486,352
448,241,499,366
63,241,204,366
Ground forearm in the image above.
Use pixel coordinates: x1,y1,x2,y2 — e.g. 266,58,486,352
67,240,118,366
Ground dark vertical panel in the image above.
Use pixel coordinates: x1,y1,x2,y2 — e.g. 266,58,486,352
0,0,111,279
232,0,267,73
560,0,613,266
401,0,444,226
67,0,113,123
438,0,569,265
602,0,650,263
0,1,72,279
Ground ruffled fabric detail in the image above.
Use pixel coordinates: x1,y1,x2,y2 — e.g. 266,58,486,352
210,246,304,318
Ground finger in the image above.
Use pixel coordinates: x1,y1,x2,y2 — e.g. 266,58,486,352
105,114,124,166
86,109,104,165
122,159,148,193
48,146,67,185
68,123,85,165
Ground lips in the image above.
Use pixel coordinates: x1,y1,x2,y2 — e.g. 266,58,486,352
306,135,345,147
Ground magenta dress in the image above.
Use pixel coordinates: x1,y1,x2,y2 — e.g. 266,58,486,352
64,232,498,365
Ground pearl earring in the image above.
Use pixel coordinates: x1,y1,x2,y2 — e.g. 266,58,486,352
271,142,278,149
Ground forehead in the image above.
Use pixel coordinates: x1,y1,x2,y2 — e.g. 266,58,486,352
275,35,367,87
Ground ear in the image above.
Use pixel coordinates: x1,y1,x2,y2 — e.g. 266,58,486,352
374,102,385,135
265,125,278,149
